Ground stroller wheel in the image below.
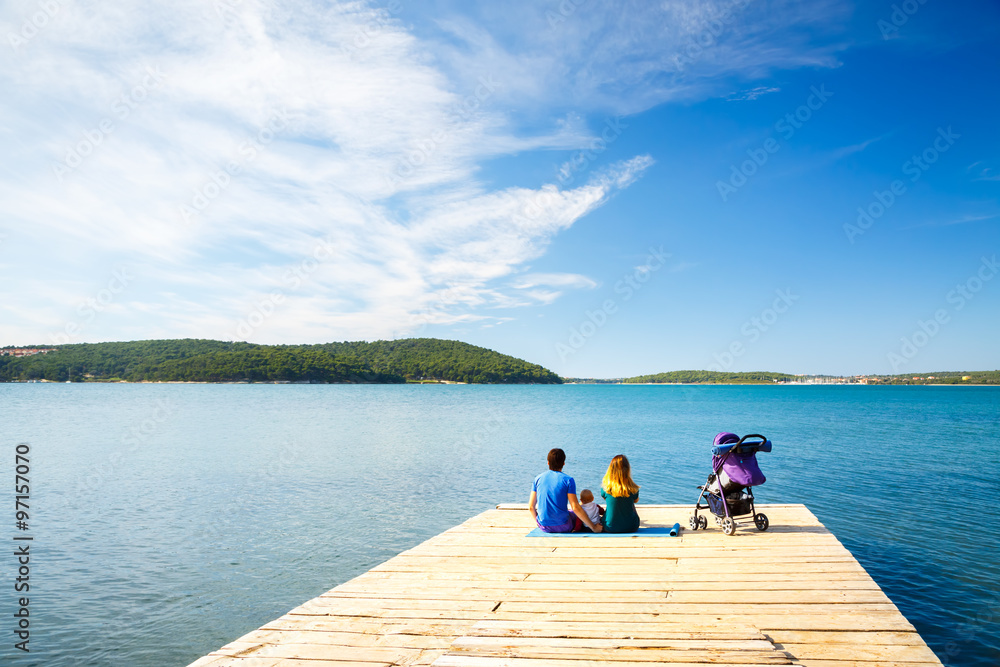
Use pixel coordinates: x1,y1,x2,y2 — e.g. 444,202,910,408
688,514,700,531
754,513,769,532
698,515,708,530
722,517,736,536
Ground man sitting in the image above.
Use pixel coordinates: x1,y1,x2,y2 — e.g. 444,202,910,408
529,448,602,533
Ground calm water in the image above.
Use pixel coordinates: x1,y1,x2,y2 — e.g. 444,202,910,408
1,384,998,666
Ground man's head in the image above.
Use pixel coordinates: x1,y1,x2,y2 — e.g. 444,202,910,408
580,489,594,504
547,448,566,471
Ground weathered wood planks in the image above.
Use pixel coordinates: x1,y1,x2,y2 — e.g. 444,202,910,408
187,504,943,667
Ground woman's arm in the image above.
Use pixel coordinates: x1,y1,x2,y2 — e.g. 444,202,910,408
568,493,602,532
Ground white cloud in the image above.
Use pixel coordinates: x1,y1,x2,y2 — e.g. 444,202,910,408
511,273,599,290
0,0,658,345
727,86,781,101
0,0,845,346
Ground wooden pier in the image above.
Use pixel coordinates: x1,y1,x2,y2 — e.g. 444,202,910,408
188,504,943,667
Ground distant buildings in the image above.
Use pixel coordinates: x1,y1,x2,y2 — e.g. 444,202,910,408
0,347,54,357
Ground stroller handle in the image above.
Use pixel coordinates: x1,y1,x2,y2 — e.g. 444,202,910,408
737,433,771,454
711,433,771,456
712,433,772,456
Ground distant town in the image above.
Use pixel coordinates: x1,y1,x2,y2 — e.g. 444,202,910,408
0,347,55,358
563,370,998,385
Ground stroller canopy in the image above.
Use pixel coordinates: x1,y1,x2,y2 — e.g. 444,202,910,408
712,432,770,488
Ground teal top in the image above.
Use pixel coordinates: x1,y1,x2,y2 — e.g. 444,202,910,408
601,488,639,533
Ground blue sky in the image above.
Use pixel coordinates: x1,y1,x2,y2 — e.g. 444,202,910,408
1,0,997,377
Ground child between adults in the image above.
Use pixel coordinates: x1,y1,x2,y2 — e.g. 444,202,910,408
529,448,603,533
576,489,604,530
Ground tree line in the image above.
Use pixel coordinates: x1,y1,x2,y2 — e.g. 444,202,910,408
622,370,797,384
0,339,562,384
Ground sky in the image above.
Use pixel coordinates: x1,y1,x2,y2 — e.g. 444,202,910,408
1,0,998,378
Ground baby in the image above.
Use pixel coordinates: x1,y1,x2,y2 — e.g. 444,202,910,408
578,489,604,526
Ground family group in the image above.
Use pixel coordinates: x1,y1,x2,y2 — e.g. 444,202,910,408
528,448,640,534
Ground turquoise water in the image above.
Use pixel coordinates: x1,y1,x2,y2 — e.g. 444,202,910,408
1,384,998,666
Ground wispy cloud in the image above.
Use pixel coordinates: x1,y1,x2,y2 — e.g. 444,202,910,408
727,86,780,101
829,133,891,160
901,214,999,230
0,0,850,345
511,273,599,290
968,161,1000,182
426,0,850,115
0,0,662,344
668,260,699,274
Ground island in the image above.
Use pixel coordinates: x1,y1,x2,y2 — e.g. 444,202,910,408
0,339,562,384
568,370,1000,385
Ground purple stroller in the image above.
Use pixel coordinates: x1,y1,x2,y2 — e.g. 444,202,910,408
690,432,771,536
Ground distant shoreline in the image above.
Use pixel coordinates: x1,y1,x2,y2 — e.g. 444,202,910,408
565,382,999,387
3,379,469,385
3,340,996,386
567,382,998,387
6,380,997,387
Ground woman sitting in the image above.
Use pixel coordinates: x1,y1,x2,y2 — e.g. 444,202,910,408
601,454,640,533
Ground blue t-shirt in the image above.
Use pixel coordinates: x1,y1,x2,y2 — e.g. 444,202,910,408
532,470,576,526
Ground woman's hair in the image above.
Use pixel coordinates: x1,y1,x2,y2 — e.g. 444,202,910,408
602,454,640,498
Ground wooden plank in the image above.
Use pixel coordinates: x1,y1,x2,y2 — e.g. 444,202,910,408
765,630,924,645
316,587,892,605
402,546,855,559
466,621,768,640
779,642,941,661
442,647,793,663
262,618,479,634
522,572,876,583
372,559,865,574
223,643,420,662
332,578,882,592
212,629,455,650
433,658,792,667
448,636,782,650
795,662,942,667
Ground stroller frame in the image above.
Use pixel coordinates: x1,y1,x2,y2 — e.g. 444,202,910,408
690,433,770,536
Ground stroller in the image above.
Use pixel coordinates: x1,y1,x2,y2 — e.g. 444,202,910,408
690,432,771,536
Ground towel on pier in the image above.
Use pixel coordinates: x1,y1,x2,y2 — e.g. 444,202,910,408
526,526,677,537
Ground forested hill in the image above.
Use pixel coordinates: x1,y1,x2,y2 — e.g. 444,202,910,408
312,339,560,383
0,339,562,384
623,370,797,384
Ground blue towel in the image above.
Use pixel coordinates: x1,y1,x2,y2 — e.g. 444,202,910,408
526,526,678,537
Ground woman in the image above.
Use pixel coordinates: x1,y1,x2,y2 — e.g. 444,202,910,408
601,454,640,533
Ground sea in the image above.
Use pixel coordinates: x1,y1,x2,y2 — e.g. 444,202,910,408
1,383,998,666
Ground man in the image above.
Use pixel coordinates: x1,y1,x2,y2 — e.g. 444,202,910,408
529,448,602,533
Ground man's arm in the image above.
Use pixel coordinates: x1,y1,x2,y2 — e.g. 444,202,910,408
568,493,602,532
529,490,538,523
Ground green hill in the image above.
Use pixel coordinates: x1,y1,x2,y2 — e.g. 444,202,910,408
0,339,562,384
622,370,796,384
881,370,1000,384
314,339,561,384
